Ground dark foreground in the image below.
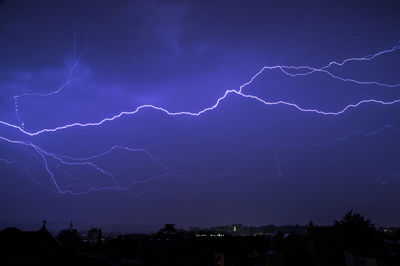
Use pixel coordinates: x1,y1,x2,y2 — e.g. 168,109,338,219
1,211,400,266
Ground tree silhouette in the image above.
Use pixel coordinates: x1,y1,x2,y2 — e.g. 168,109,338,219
334,210,376,252
334,210,374,230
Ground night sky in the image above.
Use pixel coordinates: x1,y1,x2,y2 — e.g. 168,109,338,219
1,0,400,228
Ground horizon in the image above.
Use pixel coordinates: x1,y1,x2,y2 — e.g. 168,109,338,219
1,210,397,234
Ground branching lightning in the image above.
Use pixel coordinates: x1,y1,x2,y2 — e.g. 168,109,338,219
0,158,16,164
377,173,400,184
12,32,89,129
271,124,400,177
0,136,201,194
1,40,400,194
2,43,400,137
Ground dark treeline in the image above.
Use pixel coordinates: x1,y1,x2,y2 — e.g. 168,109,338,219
1,210,400,265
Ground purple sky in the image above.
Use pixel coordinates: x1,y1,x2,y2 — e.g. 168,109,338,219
1,0,400,228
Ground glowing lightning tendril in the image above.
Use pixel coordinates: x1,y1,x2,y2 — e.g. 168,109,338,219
1,41,400,194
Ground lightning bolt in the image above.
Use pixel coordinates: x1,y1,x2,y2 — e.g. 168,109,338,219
2,42,400,137
12,32,89,129
1,40,400,194
275,124,399,151
377,173,400,184
2,90,400,137
271,124,400,177
0,136,201,194
0,158,15,164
